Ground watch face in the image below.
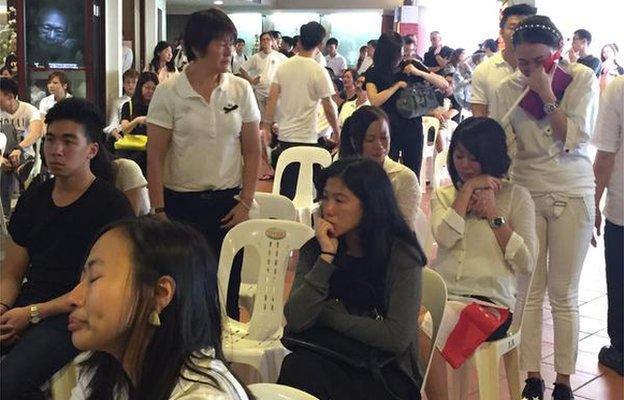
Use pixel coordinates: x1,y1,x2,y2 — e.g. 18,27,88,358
30,316,41,324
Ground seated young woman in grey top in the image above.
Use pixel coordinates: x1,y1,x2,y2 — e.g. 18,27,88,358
278,157,426,400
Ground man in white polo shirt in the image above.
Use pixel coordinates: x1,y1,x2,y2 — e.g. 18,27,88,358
593,76,624,376
263,21,339,200
325,37,347,77
239,31,287,118
470,3,537,117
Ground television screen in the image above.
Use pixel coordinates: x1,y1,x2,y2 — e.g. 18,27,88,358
26,0,85,69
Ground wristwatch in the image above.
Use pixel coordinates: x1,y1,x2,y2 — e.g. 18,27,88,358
543,101,559,115
29,305,41,324
489,216,507,229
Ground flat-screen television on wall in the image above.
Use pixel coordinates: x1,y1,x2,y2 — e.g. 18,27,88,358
25,0,85,69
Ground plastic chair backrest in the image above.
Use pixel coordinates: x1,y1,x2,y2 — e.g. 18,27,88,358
218,219,314,340
272,146,332,207
419,267,448,390
0,132,7,155
248,383,319,400
24,138,43,190
253,192,297,221
432,149,448,190
414,208,429,251
420,116,440,189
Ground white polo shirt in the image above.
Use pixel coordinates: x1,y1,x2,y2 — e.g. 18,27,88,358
470,51,515,111
273,55,335,143
491,62,599,196
146,72,260,192
242,50,287,99
326,53,347,76
592,76,624,226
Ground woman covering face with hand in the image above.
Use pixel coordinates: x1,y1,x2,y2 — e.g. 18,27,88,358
278,157,426,400
67,217,251,400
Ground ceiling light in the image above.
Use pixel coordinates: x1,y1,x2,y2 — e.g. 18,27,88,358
214,0,224,4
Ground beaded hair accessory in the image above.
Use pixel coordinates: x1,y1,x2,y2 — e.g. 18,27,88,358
514,23,562,41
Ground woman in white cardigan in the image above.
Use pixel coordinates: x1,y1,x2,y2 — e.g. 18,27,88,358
424,117,538,400
338,106,421,232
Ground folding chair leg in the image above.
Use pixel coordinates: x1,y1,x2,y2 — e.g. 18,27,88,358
474,347,500,399
503,348,522,400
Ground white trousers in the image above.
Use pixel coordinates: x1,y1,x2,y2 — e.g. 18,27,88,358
520,194,594,375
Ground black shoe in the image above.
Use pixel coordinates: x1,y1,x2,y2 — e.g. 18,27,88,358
552,383,574,400
599,345,624,376
522,378,545,400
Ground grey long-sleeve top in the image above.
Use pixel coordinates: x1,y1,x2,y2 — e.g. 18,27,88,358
284,237,425,386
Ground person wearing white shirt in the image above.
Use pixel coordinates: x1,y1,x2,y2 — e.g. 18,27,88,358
490,17,599,400
424,117,537,400
38,71,73,118
122,41,133,73
231,38,248,75
592,76,624,376
325,37,347,77
0,78,43,218
339,106,422,234
262,21,339,200
104,69,138,139
146,9,261,321
239,32,287,118
470,3,537,118
357,40,376,75
338,73,370,127
66,218,251,400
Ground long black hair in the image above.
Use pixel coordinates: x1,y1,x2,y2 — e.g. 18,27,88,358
44,98,113,182
373,32,404,77
317,157,426,274
447,117,511,189
80,217,252,400
149,41,176,73
131,71,159,109
339,105,389,157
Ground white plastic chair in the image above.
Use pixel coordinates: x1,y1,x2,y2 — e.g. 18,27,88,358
420,116,440,193
272,146,332,226
24,138,43,190
414,208,432,257
218,219,315,383
432,149,449,190
249,383,319,400
419,267,448,394
452,270,535,400
240,192,298,313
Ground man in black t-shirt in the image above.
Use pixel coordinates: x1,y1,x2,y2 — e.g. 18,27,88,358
0,98,133,398
569,29,602,76
423,31,453,73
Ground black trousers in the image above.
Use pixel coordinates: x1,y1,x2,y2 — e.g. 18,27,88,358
605,220,623,352
388,116,424,178
0,314,79,399
275,141,322,201
278,349,421,400
164,187,243,320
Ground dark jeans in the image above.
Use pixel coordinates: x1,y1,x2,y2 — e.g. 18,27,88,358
605,220,623,352
275,141,322,201
164,187,243,320
0,314,79,399
278,349,421,400
388,116,424,178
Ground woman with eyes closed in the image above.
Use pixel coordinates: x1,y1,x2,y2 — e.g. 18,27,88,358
67,217,253,400
490,16,599,400
339,106,421,233
278,157,426,400
423,117,537,400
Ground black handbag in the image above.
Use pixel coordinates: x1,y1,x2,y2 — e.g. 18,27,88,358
395,82,439,119
282,326,421,400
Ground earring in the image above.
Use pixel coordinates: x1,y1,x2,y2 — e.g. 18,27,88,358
148,310,161,327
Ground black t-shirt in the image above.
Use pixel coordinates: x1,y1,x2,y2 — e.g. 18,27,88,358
120,100,149,135
577,55,602,77
8,178,134,304
423,46,453,69
365,60,429,118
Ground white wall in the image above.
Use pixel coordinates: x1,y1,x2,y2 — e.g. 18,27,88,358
105,0,122,118
145,0,167,65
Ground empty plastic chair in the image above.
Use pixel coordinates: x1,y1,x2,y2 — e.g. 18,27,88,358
218,219,314,382
420,116,441,193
